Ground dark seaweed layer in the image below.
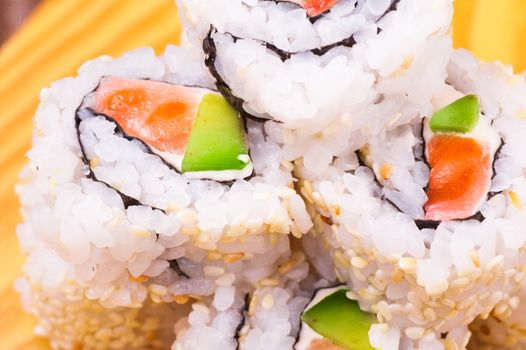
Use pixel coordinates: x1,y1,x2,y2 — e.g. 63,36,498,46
203,0,400,122
235,293,250,350
168,259,190,279
75,108,147,210
353,119,505,230
203,34,270,123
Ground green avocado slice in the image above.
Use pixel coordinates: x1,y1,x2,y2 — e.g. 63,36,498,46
430,94,480,134
301,289,375,350
182,93,250,173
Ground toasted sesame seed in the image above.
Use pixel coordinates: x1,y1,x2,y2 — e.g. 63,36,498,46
380,164,393,180
89,157,99,168
278,258,299,275
129,275,149,283
132,229,151,238
174,295,190,304
223,253,244,264
207,251,222,260
391,269,405,284
470,249,481,268
509,191,524,209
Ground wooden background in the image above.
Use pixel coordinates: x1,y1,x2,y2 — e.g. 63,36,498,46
0,1,525,349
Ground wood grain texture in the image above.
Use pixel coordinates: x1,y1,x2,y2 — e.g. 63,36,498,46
0,1,180,349
0,0,524,349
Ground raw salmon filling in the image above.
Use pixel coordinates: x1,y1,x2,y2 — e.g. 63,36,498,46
81,77,253,181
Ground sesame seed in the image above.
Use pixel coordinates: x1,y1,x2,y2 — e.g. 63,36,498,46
486,255,504,271
132,229,151,238
207,251,222,260
405,326,425,340
261,294,275,310
377,301,392,321
259,278,280,287
509,296,520,310
223,253,244,264
391,269,405,283
203,266,226,277
174,295,190,304
148,284,168,296
380,164,392,180
509,191,524,209
129,275,149,283
398,257,417,273
248,294,259,316
89,157,99,168
351,256,368,269
215,273,235,286
423,308,437,322
470,249,481,268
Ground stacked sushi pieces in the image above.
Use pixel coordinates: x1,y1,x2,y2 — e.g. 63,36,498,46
15,0,526,349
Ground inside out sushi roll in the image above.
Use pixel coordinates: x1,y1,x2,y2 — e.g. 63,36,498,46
15,45,312,349
172,247,312,350
296,50,526,348
177,0,453,132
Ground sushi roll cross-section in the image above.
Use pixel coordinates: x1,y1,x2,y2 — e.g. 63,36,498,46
78,77,253,183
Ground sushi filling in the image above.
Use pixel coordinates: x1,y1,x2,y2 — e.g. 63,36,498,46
270,0,340,17
355,89,502,226
78,77,253,182
295,287,375,350
423,93,501,221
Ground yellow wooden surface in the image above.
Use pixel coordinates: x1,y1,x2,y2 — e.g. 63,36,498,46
0,1,524,349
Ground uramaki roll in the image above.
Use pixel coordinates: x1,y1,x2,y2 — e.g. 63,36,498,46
15,45,312,349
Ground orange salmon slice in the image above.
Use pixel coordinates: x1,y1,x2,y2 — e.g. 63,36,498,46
304,0,339,16
424,135,491,221
90,77,203,153
286,0,339,16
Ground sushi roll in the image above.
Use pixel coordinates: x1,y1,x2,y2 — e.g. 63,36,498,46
15,45,312,349
172,246,312,350
176,0,453,133
296,49,526,348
